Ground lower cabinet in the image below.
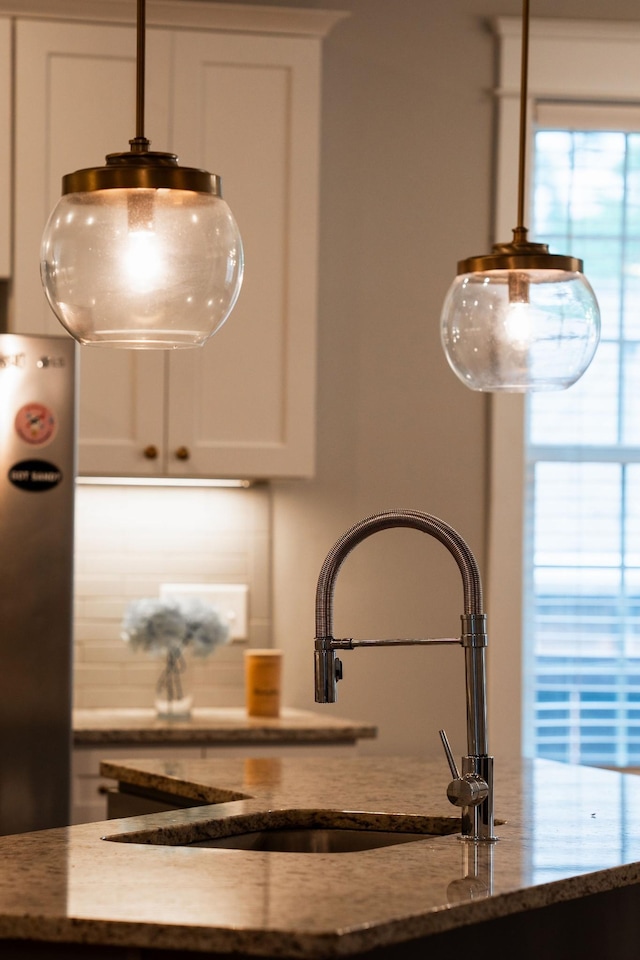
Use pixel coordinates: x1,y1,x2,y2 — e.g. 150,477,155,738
72,742,352,824
105,787,198,819
72,745,203,824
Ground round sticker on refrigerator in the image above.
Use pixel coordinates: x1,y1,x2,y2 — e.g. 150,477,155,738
8,459,63,492
14,403,57,445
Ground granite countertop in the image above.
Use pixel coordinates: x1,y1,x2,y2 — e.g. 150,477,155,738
2,755,640,957
72,706,377,745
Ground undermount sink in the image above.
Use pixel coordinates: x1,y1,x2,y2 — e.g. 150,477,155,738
187,827,433,853
104,809,461,854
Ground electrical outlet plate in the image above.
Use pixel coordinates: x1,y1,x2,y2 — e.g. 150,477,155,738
159,583,248,640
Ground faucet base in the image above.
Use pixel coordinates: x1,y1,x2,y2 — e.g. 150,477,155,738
461,755,496,842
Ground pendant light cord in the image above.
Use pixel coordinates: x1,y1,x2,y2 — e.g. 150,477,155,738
132,0,149,151
515,0,530,241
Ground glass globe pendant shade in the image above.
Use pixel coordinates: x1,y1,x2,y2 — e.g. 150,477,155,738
440,244,600,392
40,152,243,349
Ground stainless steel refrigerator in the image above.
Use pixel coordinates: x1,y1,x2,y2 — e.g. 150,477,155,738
0,333,76,834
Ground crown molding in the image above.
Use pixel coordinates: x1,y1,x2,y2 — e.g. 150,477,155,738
0,1,348,38
494,16,640,42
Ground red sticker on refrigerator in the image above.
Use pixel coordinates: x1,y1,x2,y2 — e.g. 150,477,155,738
14,402,57,445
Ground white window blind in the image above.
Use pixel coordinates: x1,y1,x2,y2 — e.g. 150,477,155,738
526,105,640,766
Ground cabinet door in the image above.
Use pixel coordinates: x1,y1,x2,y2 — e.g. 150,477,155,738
166,31,321,478
14,20,169,475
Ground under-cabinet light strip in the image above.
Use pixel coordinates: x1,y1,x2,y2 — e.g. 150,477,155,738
76,476,253,488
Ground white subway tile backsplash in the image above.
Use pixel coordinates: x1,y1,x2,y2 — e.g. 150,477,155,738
74,621,125,643
74,664,123,687
245,622,272,649
72,484,271,710
77,598,128,620
75,641,130,664
121,668,164,694
195,669,243,690
120,578,173,598
74,577,125,597
74,685,156,710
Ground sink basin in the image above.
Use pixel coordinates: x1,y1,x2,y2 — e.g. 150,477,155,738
104,809,461,854
187,827,433,853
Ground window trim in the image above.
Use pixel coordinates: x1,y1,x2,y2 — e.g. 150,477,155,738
488,17,640,761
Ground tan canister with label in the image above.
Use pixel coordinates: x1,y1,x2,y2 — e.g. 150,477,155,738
244,649,282,717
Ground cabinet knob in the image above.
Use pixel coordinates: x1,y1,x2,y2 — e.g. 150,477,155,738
175,446,190,461
143,445,159,460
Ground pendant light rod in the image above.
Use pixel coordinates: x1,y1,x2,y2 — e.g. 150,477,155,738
515,0,529,236
133,0,148,151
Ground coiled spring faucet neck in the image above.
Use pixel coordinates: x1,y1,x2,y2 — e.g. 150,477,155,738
314,509,495,841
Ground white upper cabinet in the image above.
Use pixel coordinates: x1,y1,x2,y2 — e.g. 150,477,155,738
11,3,342,478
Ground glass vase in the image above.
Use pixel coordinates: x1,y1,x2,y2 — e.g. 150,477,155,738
154,643,192,719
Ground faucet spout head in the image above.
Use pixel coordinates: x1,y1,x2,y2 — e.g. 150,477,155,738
314,638,342,703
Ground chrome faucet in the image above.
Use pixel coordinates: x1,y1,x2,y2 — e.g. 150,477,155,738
314,509,496,842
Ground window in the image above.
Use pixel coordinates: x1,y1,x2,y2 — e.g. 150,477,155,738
526,121,640,766
488,17,640,763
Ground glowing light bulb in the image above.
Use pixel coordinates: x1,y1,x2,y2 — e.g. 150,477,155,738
124,229,164,293
504,301,532,348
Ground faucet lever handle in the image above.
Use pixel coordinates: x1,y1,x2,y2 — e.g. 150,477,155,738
439,729,460,779
439,729,489,809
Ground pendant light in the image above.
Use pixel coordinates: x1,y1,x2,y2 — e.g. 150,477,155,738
440,0,600,391
40,0,243,349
